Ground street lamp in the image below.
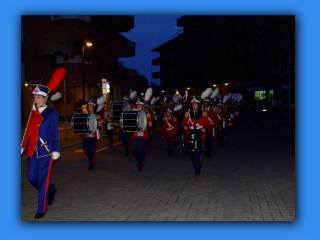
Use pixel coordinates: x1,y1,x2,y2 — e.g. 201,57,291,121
171,22,200,95
82,41,92,102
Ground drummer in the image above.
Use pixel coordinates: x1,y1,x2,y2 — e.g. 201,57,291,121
119,95,132,157
181,96,210,175
131,98,152,171
82,99,101,170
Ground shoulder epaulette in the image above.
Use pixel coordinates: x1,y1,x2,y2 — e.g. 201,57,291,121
212,107,217,112
174,117,177,122
202,111,207,117
96,114,101,119
147,113,151,118
185,112,189,117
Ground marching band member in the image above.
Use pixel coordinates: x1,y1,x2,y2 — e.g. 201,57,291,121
82,99,101,170
131,97,152,171
214,100,227,147
162,107,178,157
119,95,132,157
202,97,219,158
144,100,153,147
21,68,66,219
103,104,114,147
181,96,210,175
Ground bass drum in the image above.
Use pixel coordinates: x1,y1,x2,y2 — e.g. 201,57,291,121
71,113,97,134
111,101,131,122
120,109,147,133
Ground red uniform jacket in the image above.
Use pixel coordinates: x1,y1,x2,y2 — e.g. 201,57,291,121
131,112,151,139
162,116,178,137
181,111,211,139
202,106,219,132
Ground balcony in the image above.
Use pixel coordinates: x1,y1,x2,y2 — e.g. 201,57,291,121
55,54,92,65
152,57,162,66
51,15,91,22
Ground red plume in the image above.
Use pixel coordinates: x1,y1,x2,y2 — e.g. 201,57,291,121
47,68,66,91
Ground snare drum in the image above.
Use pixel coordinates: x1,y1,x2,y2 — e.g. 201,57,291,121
111,101,131,122
120,109,147,133
71,113,97,134
185,132,205,152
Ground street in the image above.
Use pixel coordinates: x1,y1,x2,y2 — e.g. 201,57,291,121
21,112,295,221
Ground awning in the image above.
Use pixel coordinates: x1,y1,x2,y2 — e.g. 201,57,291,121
249,86,265,91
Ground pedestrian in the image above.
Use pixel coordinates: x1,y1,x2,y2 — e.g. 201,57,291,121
21,68,66,219
82,99,101,170
162,107,178,157
181,96,210,175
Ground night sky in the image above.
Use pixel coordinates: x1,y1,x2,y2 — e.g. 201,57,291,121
119,15,183,86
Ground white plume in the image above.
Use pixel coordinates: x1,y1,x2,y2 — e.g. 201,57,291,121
130,90,137,100
156,96,160,101
210,87,219,99
223,95,228,103
164,97,167,103
144,87,153,102
151,97,156,105
97,96,106,105
50,92,61,101
174,104,183,111
237,94,242,102
201,88,213,99
97,104,105,112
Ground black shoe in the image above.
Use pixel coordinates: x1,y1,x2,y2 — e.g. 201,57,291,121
34,213,46,219
208,156,212,158
125,153,129,157
138,167,142,171
48,188,57,206
88,165,94,170
195,171,200,175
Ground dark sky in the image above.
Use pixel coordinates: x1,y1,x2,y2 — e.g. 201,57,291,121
119,15,183,86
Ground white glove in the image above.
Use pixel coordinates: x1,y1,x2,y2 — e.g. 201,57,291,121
21,148,24,155
52,151,60,160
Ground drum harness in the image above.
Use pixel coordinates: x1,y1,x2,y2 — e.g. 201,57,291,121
165,117,175,131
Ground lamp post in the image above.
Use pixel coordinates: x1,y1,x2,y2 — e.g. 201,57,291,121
82,41,92,102
171,22,200,95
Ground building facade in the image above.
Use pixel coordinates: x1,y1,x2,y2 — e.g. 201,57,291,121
21,15,138,120
151,15,295,103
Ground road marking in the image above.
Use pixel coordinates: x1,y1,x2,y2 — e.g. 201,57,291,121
96,142,122,152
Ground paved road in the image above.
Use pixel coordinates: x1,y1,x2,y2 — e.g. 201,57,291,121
21,112,295,221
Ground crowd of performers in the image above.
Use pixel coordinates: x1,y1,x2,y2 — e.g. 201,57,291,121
75,87,242,176
21,68,242,219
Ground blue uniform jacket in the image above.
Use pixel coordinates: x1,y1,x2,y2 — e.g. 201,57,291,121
25,107,60,158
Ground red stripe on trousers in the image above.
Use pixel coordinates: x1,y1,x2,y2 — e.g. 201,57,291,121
92,140,99,166
43,156,54,213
